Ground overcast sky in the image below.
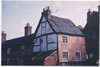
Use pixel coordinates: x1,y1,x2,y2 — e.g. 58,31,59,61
2,1,100,40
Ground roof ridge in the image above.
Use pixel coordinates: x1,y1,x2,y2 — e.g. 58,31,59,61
51,15,71,21
48,15,84,36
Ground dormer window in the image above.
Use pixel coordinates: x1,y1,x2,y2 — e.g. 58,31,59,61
62,35,68,43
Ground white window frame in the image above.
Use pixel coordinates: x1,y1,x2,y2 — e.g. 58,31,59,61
62,35,68,43
75,51,81,61
62,51,69,62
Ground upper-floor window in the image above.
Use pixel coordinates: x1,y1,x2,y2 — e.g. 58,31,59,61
62,35,68,43
75,52,81,61
62,52,68,62
7,48,10,55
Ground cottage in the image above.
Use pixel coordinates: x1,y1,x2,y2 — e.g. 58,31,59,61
2,23,34,65
33,6,86,65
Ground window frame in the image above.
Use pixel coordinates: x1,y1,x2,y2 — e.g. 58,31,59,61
75,51,81,61
62,35,68,43
62,51,69,62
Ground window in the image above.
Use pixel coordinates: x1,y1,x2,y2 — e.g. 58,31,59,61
21,45,25,50
90,52,94,59
75,52,81,61
62,35,68,43
7,48,10,55
62,52,68,62
7,58,10,64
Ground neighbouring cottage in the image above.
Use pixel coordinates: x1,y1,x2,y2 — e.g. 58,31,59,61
32,6,86,65
2,23,34,65
83,9,99,65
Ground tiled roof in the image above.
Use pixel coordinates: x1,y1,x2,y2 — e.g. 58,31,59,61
2,34,34,48
48,15,84,36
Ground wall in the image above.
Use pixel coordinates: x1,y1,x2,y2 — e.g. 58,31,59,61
33,33,57,52
58,34,86,63
44,51,57,66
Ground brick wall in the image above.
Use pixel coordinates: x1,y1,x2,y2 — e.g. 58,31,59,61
58,34,86,63
44,51,57,66
2,32,6,43
25,24,32,37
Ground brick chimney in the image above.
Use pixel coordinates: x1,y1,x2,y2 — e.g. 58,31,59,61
87,9,92,17
42,6,51,18
77,25,83,30
87,9,93,25
24,23,32,37
2,31,6,43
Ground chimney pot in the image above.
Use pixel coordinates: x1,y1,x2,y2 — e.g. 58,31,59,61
87,8,92,16
42,6,51,18
2,31,6,43
25,23,32,37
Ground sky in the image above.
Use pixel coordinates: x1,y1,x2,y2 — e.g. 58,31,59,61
2,1,100,40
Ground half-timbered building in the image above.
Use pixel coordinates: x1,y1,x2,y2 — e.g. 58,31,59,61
33,6,86,65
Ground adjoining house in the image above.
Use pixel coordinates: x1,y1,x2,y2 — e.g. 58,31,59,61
83,9,99,65
2,23,34,65
32,6,86,65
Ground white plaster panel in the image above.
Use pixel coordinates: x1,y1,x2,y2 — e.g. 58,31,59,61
42,16,46,22
33,46,40,52
48,43,57,51
41,36,47,52
48,34,57,43
36,25,41,37
46,22,53,33
34,38,40,46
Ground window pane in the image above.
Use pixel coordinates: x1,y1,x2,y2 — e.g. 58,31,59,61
62,35,68,43
62,52,68,61
21,45,25,50
7,48,10,55
75,52,81,61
